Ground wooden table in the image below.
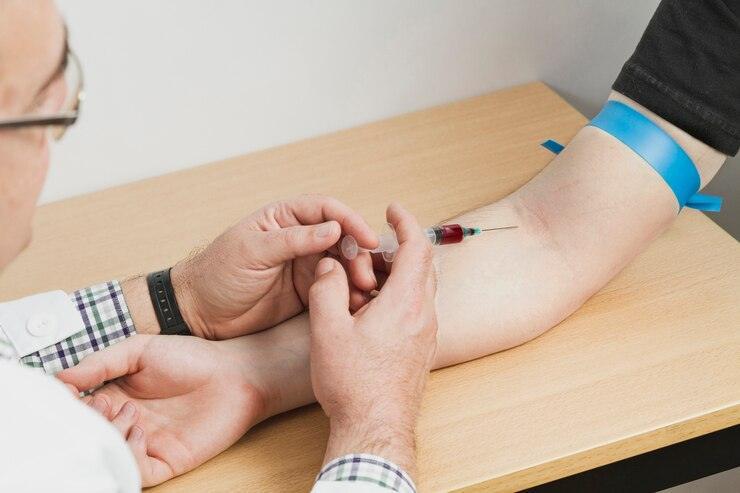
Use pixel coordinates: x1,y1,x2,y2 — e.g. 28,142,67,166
1,82,738,492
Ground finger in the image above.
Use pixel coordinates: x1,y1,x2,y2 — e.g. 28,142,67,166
57,336,151,392
274,195,378,249
347,251,376,292
382,203,433,289
64,383,80,397
111,401,138,437
349,286,372,313
126,425,147,469
386,202,426,245
253,221,341,266
126,426,172,487
308,257,352,329
88,394,113,420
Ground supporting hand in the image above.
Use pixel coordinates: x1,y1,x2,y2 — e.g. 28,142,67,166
57,335,265,487
308,203,438,476
172,195,378,339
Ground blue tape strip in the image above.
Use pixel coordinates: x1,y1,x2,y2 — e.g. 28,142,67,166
685,193,723,212
541,139,565,154
540,101,722,212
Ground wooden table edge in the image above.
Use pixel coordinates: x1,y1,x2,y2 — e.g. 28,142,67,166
453,403,740,492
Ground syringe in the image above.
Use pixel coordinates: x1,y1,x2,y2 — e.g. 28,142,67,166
341,223,517,262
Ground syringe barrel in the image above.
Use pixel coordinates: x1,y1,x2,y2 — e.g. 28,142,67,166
427,224,464,245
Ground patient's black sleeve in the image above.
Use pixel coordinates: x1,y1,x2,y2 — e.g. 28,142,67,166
613,0,740,155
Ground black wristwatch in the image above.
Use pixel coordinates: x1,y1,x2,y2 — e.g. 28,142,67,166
146,268,192,336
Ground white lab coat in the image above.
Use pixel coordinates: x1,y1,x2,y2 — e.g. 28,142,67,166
0,360,140,492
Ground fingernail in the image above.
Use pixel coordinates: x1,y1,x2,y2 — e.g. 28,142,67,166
121,401,136,418
130,425,144,441
91,396,108,414
316,222,336,238
316,258,335,276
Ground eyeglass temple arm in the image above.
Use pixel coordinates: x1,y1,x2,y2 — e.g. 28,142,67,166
0,113,78,129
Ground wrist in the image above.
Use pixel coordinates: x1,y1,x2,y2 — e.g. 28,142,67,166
170,261,208,338
325,412,417,477
120,276,160,335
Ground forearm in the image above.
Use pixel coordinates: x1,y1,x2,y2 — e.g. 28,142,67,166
223,312,418,474
433,91,727,366
120,276,160,336
219,314,314,419
323,417,417,479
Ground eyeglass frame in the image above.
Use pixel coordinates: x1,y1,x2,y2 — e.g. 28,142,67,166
0,48,84,140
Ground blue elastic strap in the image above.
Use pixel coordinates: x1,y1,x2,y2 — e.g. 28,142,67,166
540,100,722,212
541,139,565,154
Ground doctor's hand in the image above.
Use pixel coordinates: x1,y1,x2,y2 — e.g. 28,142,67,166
308,203,438,477
57,335,266,487
172,195,378,339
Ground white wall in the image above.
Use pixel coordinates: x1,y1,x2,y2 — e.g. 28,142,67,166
50,0,738,236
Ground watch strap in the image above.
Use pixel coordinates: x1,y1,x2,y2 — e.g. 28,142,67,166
146,269,192,336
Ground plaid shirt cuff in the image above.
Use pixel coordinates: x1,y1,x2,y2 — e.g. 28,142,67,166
19,281,136,374
315,454,416,493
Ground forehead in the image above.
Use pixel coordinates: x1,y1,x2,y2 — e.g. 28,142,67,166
0,0,65,112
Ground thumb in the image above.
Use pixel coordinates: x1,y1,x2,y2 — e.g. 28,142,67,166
257,221,341,266
57,335,151,392
308,258,351,330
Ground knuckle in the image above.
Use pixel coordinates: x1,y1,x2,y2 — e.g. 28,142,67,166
262,200,282,217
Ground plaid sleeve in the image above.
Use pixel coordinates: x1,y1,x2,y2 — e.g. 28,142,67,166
19,281,136,374
314,454,416,493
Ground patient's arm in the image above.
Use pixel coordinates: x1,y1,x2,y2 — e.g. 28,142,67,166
433,91,726,366
244,91,729,415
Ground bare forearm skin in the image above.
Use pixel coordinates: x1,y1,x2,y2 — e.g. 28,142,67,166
434,92,726,367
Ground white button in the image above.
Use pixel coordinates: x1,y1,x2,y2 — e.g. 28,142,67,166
26,313,58,337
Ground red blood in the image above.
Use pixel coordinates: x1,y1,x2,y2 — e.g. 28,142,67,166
439,224,464,244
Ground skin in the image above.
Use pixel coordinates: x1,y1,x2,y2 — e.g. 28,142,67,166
60,335,264,485
0,0,65,268
63,204,438,484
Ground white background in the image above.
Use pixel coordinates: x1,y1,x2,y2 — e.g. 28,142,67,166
50,0,737,235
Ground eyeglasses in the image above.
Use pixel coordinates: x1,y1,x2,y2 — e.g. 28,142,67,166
0,48,84,141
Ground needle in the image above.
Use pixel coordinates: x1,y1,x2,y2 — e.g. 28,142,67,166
479,225,518,232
